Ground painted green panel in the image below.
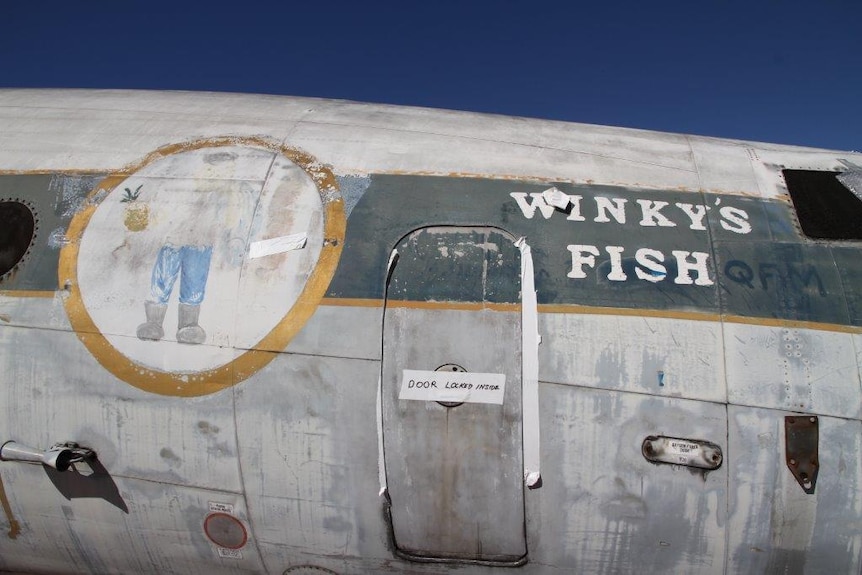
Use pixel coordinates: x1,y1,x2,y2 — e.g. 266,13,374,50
715,241,848,324
388,229,486,303
830,246,862,326
330,175,724,312
703,193,802,243
6,172,859,327
387,228,520,304
484,234,520,304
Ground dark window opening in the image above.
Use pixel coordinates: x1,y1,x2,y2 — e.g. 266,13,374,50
0,200,36,279
783,169,862,240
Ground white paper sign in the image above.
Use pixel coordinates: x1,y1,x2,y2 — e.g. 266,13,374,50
399,369,506,405
248,232,307,259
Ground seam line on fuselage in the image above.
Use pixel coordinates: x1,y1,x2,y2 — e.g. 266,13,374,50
320,297,862,334
108,473,245,494
539,379,862,422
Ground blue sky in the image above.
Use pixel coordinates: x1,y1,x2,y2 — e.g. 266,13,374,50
1,1,860,151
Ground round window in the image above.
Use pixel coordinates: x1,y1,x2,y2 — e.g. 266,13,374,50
0,200,36,280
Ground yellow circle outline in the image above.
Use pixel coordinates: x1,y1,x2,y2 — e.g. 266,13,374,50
59,137,346,397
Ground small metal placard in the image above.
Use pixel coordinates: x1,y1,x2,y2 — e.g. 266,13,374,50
642,436,722,470
217,548,243,559
399,369,506,405
208,502,234,514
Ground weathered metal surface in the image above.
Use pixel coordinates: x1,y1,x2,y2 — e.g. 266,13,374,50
1,90,862,573
0,324,243,491
535,385,728,573
0,461,263,573
727,407,861,574
538,312,726,402
724,323,861,419
382,228,525,563
784,415,819,494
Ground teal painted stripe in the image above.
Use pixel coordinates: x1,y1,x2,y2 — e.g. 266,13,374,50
326,174,862,328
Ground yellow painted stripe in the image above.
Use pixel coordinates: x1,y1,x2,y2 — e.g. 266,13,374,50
387,300,520,312
4,290,858,334
722,314,862,334
321,297,519,312
0,290,56,298
537,304,721,323
320,298,862,334
320,297,383,308
0,169,107,176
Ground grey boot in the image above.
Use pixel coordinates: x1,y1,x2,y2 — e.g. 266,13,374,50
137,302,167,341
177,303,206,345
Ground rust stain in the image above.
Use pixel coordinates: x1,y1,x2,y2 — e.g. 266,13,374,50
0,473,21,539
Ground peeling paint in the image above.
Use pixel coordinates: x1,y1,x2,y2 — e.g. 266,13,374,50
1,91,862,574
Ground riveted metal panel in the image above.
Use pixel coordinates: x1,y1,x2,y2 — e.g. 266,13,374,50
723,322,861,419
532,384,727,573
727,406,862,574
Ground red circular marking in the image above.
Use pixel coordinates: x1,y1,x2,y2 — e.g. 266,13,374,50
203,512,248,549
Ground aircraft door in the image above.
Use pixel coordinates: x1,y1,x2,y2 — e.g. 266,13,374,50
382,226,525,564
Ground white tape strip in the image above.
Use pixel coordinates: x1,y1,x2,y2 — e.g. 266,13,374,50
248,232,307,259
376,373,387,497
516,237,542,488
377,248,399,497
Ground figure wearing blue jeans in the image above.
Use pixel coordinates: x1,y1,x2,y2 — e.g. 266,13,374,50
137,244,213,344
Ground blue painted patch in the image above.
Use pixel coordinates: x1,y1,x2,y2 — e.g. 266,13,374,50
149,244,213,305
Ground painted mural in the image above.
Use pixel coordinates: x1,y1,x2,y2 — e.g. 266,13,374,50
60,139,345,395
